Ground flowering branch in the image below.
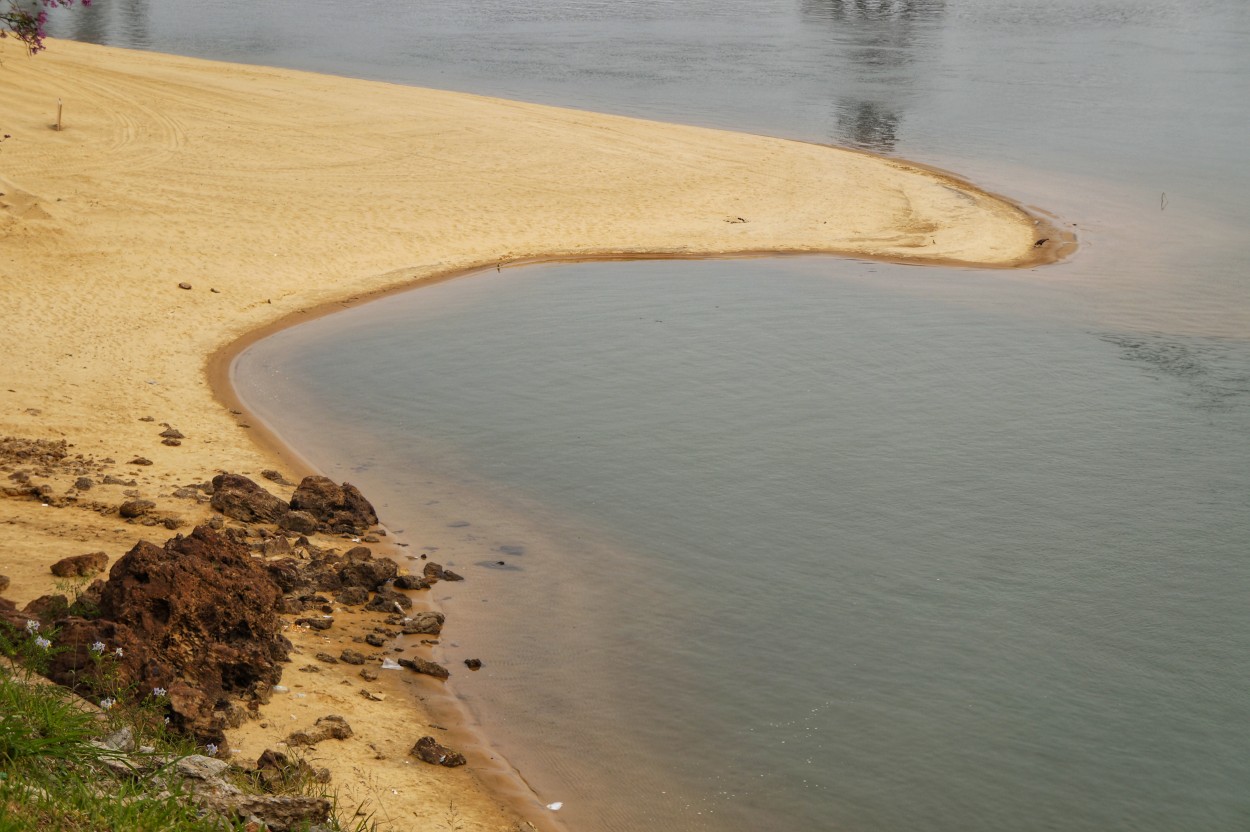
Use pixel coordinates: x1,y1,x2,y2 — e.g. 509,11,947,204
2,0,91,55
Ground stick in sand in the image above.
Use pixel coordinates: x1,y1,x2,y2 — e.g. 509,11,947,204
55,99,63,131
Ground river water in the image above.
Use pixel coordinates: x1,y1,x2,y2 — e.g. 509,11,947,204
54,1,1250,830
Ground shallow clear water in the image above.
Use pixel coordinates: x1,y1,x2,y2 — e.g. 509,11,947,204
53,1,1250,829
237,260,1250,831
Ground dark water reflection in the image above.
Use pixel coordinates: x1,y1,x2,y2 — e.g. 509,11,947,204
801,0,947,151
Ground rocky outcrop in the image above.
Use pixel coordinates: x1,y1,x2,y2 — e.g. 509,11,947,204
288,476,378,534
410,736,466,767
76,525,291,745
209,473,289,524
50,551,109,578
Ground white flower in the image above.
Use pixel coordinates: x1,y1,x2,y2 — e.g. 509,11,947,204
24,620,39,633
163,717,170,726
113,647,124,658
89,641,106,654
100,697,116,710
152,687,167,698
33,636,51,650
205,743,218,756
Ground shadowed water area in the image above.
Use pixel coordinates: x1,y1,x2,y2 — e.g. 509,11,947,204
53,1,1250,829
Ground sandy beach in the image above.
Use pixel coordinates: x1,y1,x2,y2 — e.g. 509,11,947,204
1,37,1064,830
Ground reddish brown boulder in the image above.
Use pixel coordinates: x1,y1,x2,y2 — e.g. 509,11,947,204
209,473,288,524
91,525,290,744
23,594,70,620
288,476,378,533
50,551,109,578
43,616,150,696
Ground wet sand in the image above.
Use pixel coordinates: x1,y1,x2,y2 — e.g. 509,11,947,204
0,37,1063,830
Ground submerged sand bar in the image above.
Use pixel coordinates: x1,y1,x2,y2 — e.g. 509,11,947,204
1,38,1057,830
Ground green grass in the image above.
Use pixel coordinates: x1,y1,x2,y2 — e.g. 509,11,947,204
0,624,374,832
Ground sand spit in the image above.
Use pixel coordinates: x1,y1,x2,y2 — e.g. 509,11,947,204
1,37,1059,830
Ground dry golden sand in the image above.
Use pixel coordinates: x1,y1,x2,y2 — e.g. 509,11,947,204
1,37,1065,831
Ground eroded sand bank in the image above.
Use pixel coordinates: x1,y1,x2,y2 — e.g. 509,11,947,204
0,37,1062,830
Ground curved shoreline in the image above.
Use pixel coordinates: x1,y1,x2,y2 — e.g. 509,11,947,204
2,36,1069,831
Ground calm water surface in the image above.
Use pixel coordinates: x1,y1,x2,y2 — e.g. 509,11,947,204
56,1,1250,829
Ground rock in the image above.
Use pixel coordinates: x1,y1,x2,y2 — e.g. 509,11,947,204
295,617,333,631
177,282,192,290
257,536,292,557
254,749,330,791
97,725,135,752
464,659,482,671
364,633,386,648
333,586,369,606
398,657,449,680
209,473,289,524
289,476,378,533
128,457,153,466
177,754,230,782
392,574,430,591
364,587,411,613
263,559,305,593
287,714,353,747
338,555,398,592
278,510,319,536
162,438,182,447
119,499,156,519
261,469,293,486
81,525,290,746
73,476,93,491
23,594,69,620
197,794,331,832
103,475,136,486
409,736,466,767
0,575,8,593
159,428,185,439
314,652,338,664
339,649,365,665
423,562,464,583
359,668,378,682
50,551,108,577
401,611,444,635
